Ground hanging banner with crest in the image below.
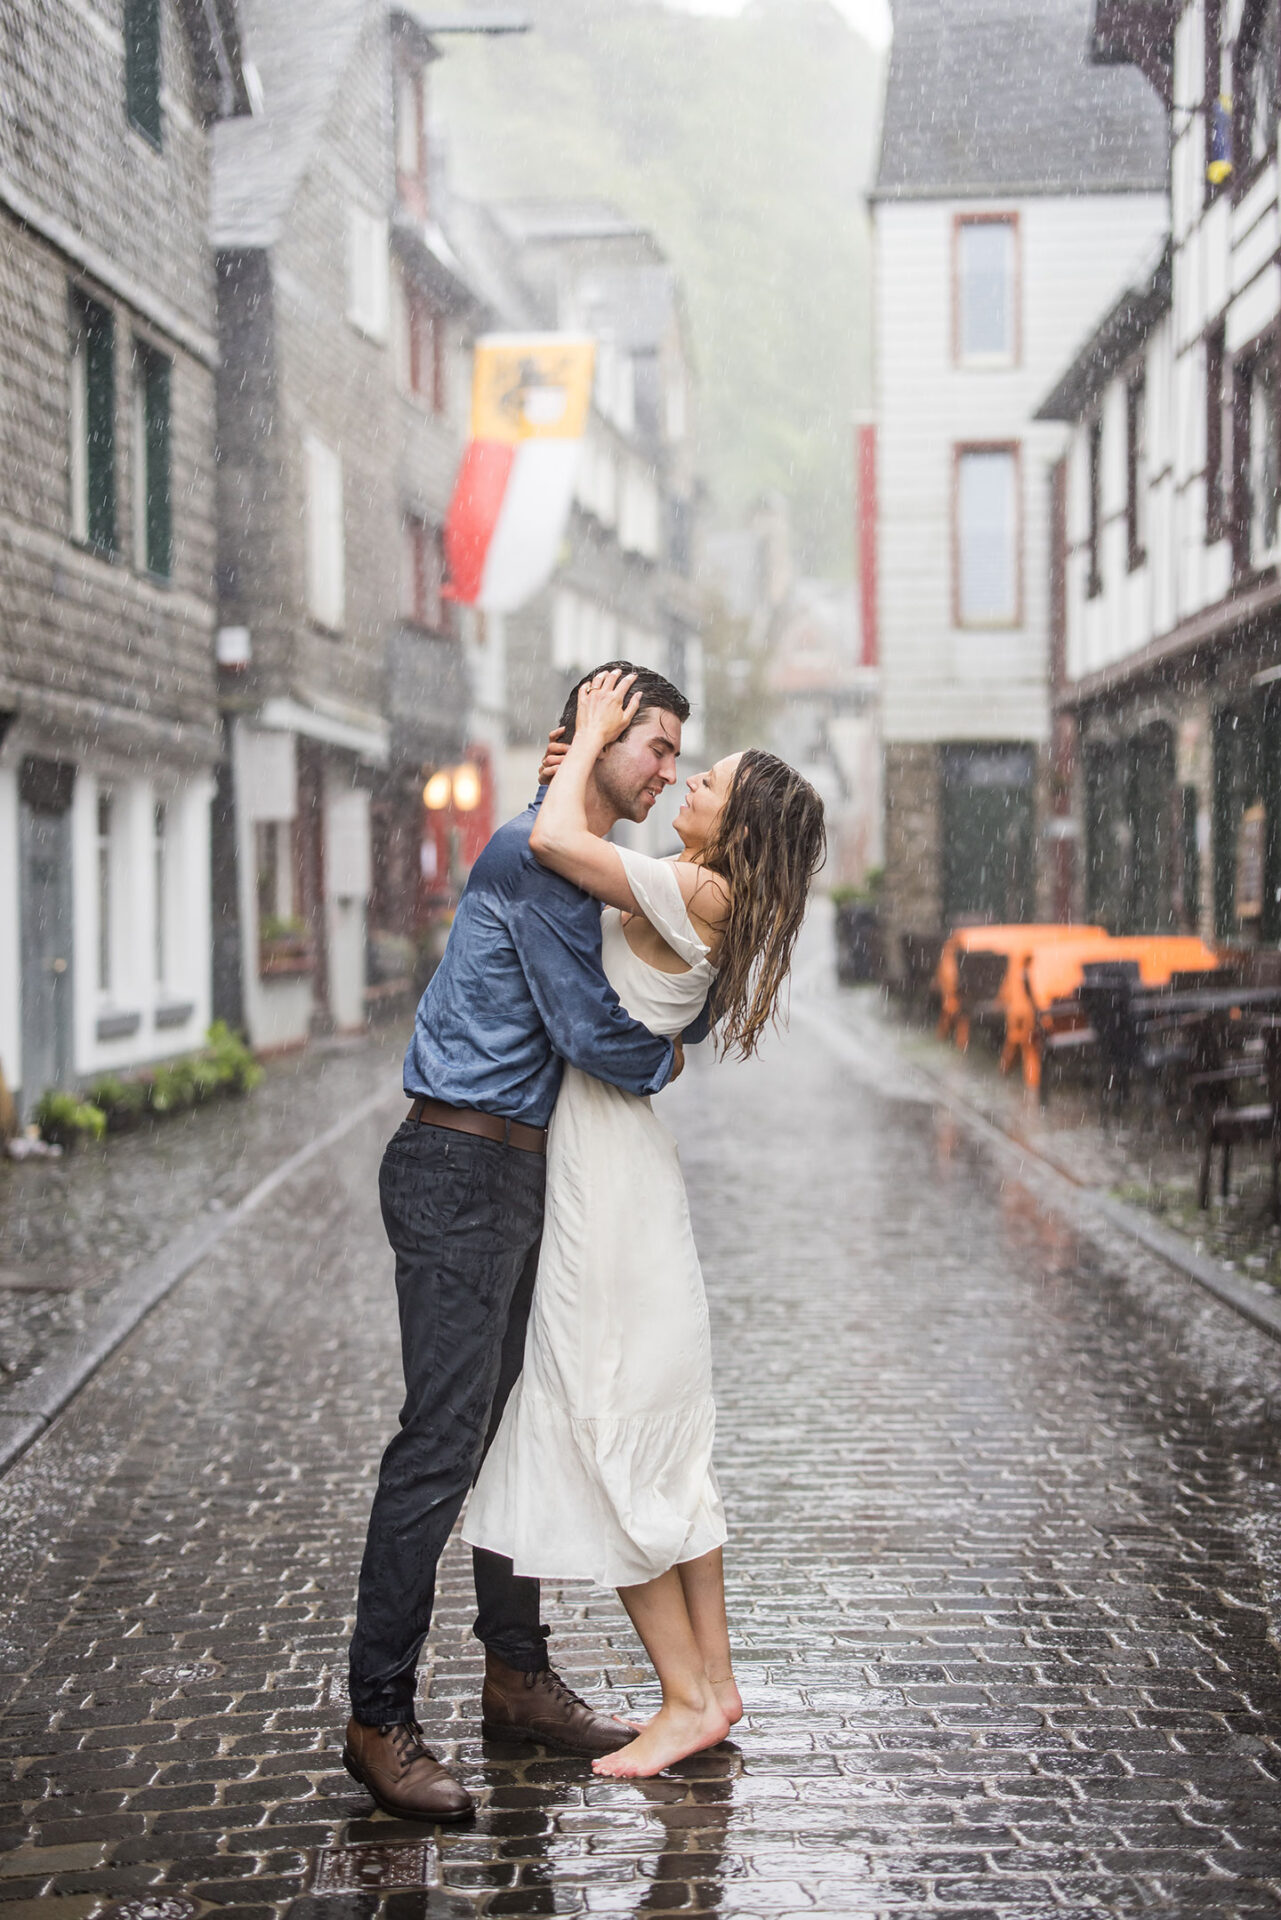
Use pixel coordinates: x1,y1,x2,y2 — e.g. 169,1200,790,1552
444,333,595,613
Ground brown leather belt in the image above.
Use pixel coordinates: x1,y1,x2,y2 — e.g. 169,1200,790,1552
407,1095,547,1156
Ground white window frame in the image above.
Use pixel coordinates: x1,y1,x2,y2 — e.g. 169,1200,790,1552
303,432,345,631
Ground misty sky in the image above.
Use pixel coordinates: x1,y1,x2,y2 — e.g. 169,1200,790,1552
659,0,893,47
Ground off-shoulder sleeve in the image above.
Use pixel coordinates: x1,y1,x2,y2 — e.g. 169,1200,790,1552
615,848,713,969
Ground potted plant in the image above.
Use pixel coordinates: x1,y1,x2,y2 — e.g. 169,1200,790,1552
832,871,885,985
34,1090,107,1150
258,913,314,978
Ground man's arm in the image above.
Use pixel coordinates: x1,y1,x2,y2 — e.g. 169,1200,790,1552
681,998,713,1047
507,883,675,1095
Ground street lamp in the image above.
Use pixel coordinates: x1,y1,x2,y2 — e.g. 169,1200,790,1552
423,770,452,810
452,763,482,812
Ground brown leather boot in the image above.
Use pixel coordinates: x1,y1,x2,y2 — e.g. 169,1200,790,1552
481,1654,637,1757
342,1717,474,1822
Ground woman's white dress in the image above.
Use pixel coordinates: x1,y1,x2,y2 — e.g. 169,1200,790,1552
463,848,727,1588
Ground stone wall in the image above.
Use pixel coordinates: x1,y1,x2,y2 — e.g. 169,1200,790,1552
882,741,941,974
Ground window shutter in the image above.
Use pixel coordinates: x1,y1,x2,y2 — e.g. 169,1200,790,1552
304,434,344,630
125,0,163,146
347,207,389,342
144,350,172,576
73,295,117,554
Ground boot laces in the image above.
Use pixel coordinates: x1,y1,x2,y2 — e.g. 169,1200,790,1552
528,1666,588,1714
382,1719,428,1768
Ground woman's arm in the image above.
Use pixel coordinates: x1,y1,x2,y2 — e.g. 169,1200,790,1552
529,672,643,911
531,670,732,945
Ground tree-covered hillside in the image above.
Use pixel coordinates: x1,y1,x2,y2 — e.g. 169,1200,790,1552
432,0,885,575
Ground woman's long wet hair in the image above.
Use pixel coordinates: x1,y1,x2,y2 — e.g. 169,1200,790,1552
698,750,826,1061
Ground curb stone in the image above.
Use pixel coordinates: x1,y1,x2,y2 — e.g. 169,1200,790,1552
0,1083,403,1477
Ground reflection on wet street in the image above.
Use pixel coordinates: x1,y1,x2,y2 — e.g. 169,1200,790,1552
4,983,1281,1917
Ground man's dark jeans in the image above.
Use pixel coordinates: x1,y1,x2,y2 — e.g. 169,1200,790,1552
348,1119,550,1726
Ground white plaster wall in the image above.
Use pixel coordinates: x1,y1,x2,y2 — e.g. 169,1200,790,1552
875,190,1169,745
0,765,20,1100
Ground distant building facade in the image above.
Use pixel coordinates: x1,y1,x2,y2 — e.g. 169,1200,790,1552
210,0,519,1051
1041,0,1281,947
869,0,1168,970
0,0,247,1116
450,199,704,846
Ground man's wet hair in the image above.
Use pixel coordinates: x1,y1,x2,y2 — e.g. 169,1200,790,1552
558,661,690,744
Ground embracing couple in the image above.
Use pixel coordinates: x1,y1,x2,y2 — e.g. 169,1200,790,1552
343,661,824,1817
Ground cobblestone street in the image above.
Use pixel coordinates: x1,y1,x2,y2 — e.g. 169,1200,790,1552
5,973,1281,1918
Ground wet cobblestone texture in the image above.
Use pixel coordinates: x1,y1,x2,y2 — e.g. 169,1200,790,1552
0,1029,406,1401
5,970,1281,1917
866,985,1281,1300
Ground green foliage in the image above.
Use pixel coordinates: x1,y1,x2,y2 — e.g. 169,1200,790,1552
831,866,884,907
33,1090,107,1147
38,1025,262,1146
203,1020,264,1095
433,0,884,573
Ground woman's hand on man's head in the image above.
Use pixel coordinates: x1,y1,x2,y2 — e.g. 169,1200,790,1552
538,728,569,786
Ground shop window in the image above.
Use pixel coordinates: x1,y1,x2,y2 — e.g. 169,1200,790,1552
97,791,115,995
153,799,168,987
255,820,294,925
70,292,116,554
940,745,1035,924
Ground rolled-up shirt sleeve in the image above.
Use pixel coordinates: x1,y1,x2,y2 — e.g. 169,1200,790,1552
507,885,674,1095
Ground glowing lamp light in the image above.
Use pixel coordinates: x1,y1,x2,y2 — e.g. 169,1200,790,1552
423,770,453,811
452,763,482,812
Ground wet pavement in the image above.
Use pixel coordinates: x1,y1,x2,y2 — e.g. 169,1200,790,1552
4,967,1281,1917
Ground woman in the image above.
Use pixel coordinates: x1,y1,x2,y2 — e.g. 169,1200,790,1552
464,669,825,1778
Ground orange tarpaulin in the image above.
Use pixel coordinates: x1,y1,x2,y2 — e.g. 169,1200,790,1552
1003,934,1221,1087
936,925,1106,1040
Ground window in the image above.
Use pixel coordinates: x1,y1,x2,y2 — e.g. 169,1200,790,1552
132,341,171,577
125,0,162,146
97,791,114,994
395,61,428,213
255,820,294,924
1126,370,1147,571
1236,0,1281,178
303,433,344,630
396,278,446,411
954,216,1017,365
1207,324,1230,540
70,293,116,553
347,206,390,342
401,515,444,631
954,445,1020,626
1246,348,1281,564
153,799,168,986
1087,415,1103,598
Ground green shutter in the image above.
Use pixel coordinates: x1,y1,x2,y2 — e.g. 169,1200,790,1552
144,351,172,577
125,0,162,147
85,301,116,553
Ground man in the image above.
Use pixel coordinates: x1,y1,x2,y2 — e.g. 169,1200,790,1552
345,661,700,1822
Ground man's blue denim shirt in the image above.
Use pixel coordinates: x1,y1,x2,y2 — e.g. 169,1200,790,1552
404,793,702,1127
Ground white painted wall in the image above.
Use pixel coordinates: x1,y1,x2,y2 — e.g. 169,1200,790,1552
0,766,20,1101
875,190,1169,744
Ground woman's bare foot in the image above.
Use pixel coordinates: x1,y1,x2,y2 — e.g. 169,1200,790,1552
592,1698,731,1778
709,1673,743,1727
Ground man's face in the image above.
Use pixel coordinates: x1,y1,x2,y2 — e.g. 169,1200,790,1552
593,707,682,824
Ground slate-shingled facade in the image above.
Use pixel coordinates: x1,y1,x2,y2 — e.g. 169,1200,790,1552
0,0,247,1116
870,0,1168,969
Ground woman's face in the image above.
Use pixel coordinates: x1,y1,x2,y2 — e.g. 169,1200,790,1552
673,752,743,850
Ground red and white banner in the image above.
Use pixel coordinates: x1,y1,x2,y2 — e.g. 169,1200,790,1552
444,334,595,613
